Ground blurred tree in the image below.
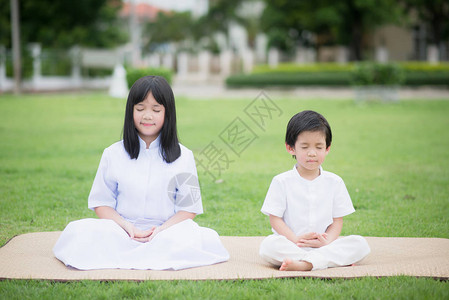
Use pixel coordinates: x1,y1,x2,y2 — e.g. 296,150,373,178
0,0,127,48
261,0,403,60
194,0,256,50
199,0,245,36
260,1,304,52
143,0,257,53
143,11,194,51
403,0,449,48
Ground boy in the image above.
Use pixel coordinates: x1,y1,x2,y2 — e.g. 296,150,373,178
259,110,370,271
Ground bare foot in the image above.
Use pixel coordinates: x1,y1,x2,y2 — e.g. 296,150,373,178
279,258,313,271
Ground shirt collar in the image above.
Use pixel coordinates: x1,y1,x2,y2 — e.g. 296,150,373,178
292,164,323,181
138,134,161,151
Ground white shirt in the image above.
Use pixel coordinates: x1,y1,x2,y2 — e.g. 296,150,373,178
261,165,355,235
88,136,203,229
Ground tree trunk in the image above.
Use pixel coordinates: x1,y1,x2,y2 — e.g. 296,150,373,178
350,23,363,61
10,0,21,94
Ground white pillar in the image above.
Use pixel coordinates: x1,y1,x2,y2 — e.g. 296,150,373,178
109,64,128,98
29,43,41,89
162,53,174,70
220,50,232,77
336,46,349,64
0,45,6,91
199,51,211,79
427,45,439,64
306,48,316,63
255,33,267,63
268,48,279,68
177,52,189,77
148,53,160,68
229,22,248,54
70,46,82,88
242,49,254,74
295,47,306,64
375,46,388,63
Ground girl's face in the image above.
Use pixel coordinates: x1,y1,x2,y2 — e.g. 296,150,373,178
286,130,330,180
133,92,165,147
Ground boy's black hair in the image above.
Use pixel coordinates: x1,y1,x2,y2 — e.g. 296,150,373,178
285,110,332,148
123,75,181,163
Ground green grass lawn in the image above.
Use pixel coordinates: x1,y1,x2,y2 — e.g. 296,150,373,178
0,92,448,299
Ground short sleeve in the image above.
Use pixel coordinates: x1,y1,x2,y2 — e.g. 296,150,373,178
332,178,355,218
261,176,286,217
173,149,203,215
88,149,118,210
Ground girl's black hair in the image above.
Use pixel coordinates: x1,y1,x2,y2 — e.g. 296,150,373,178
123,75,181,163
285,110,332,148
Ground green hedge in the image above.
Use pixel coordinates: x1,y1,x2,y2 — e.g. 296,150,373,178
403,72,449,86
126,67,173,89
226,72,352,87
399,62,449,72
226,62,449,87
351,63,405,86
253,63,355,73
253,62,449,73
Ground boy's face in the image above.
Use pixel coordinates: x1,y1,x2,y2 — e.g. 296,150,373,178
286,130,330,177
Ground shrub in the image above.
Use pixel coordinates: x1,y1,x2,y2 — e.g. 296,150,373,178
253,63,355,73
253,62,449,73
350,62,405,86
83,68,113,78
404,71,449,86
6,50,33,79
41,50,72,76
226,62,449,87
125,67,173,88
399,62,449,72
226,72,351,87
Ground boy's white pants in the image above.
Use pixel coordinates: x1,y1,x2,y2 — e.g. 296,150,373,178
259,234,370,270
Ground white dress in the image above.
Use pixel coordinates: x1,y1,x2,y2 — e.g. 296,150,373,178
259,165,370,270
53,136,229,270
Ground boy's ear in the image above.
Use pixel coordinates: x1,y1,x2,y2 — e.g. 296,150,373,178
325,145,331,154
285,143,295,155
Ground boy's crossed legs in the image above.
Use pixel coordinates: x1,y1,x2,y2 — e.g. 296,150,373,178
259,234,370,271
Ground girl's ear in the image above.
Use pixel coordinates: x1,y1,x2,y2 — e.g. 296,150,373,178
285,143,295,155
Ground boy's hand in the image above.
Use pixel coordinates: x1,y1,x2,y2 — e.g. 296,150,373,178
297,232,319,241
296,232,329,248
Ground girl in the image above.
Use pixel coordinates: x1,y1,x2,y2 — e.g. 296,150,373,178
53,76,229,270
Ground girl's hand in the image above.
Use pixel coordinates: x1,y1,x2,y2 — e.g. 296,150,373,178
122,221,137,239
146,226,162,242
296,232,329,248
132,226,162,243
122,221,154,242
